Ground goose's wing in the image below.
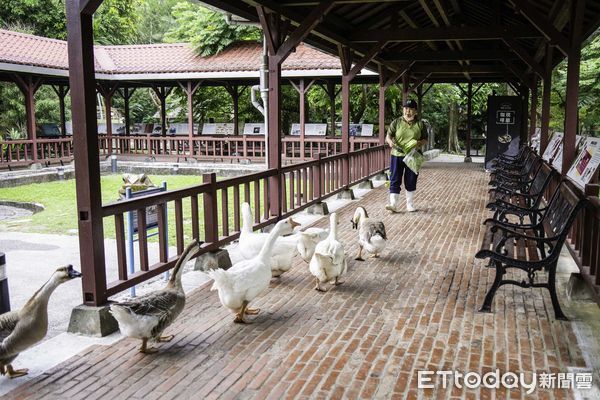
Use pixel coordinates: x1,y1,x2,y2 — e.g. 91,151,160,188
0,311,19,342
0,311,20,358
329,241,346,265
117,290,180,317
370,221,387,240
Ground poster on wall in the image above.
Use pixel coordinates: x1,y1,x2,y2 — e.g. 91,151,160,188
567,137,600,189
290,124,328,136
201,123,235,135
485,96,523,170
243,123,265,135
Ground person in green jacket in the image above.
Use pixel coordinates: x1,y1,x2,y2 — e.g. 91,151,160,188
385,99,428,212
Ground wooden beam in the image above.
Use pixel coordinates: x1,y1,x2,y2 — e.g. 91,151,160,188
508,0,570,56
79,0,103,15
349,25,543,42
385,50,514,62
502,37,544,77
276,0,336,61
384,61,414,87
347,41,386,80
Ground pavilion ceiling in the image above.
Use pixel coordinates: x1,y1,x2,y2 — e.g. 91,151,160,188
201,0,600,85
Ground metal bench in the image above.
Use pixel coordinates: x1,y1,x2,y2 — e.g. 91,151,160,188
487,163,557,225
489,150,541,187
476,180,587,320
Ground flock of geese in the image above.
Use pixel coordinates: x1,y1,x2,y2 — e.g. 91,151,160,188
0,202,387,378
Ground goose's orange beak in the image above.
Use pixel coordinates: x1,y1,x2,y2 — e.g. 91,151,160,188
289,218,301,230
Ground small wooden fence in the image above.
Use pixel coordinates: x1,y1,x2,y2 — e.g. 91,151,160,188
1,135,381,168
92,144,390,304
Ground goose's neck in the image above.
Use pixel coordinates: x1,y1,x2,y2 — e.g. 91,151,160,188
168,242,198,289
27,276,61,309
257,225,283,261
242,207,253,234
329,218,338,239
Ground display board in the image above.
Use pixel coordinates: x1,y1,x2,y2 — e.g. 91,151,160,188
566,137,600,189
550,134,584,172
334,123,375,136
485,96,524,170
542,132,563,161
243,123,266,135
290,123,328,136
201,123,235,135
167,123,198,135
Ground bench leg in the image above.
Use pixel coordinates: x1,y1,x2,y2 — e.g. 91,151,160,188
548,263,568,321
480,261,503,313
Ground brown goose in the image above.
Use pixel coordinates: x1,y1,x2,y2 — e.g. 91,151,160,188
110,240,200,354
0,265,82,378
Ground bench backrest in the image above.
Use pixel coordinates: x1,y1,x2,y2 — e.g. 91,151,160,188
528,163,556,208
541,181,587,259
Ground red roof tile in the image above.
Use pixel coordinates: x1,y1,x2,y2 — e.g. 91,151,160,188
0,29,341,75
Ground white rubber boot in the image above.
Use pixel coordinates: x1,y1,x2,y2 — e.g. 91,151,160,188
385,193,400,213
406,191,416,212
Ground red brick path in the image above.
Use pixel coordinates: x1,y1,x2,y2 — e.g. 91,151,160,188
7,163,587,399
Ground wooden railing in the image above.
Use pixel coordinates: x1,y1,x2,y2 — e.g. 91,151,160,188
2,135,381,168
92,145,390,304
544,164,600,305
0,137,73,167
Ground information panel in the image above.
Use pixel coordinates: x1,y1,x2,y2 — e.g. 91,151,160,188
290,123,328,136
243,123,266,135
566,137,600,189
201,123,235,135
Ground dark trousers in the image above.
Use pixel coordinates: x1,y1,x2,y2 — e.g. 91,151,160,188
389,155,418,194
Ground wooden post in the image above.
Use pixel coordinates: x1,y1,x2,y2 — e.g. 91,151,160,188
268,55,283,216
180,81,200,157
66,0,107,306
540,45,553,154
299,79,306,155
378,84,386,145
327,80,336,137
562,0,585,174
465,82,473,161
52,85,70,137
14,75,42,162
528,76,538,145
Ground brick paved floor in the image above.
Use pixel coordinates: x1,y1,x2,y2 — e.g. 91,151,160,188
6,163,588,399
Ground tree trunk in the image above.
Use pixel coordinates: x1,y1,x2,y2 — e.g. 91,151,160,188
447,101,461,154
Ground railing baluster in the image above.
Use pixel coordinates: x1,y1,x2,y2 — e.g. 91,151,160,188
233,185,241,232
221,187,229,237
175,198,184,254
137,209,149,271
157,202,167,263
191,195,200,240
115,213,127,280
203,173,219,243
254,179,260,224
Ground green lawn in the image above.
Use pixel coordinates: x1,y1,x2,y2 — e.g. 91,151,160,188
0,174,309,245
0,175,207,240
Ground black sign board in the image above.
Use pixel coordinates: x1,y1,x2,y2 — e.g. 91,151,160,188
485,96,524,170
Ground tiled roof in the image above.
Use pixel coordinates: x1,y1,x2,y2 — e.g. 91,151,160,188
0,29,341,75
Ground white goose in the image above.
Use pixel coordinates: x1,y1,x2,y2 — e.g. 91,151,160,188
296,227,329,263
207,217,298,323
351,206,387,260
238,203,300,277
309,212,347,292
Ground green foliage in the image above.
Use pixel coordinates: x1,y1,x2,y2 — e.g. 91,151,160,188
135,0,179,44
93,0,141,45
550,31,600,136
0,0,66,39
164,2,260,56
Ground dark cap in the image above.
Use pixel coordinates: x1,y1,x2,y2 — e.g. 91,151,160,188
403,99,418,109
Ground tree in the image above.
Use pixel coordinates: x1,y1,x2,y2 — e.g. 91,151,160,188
165,2,261,56
0,0,66,39
93,0,141,45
